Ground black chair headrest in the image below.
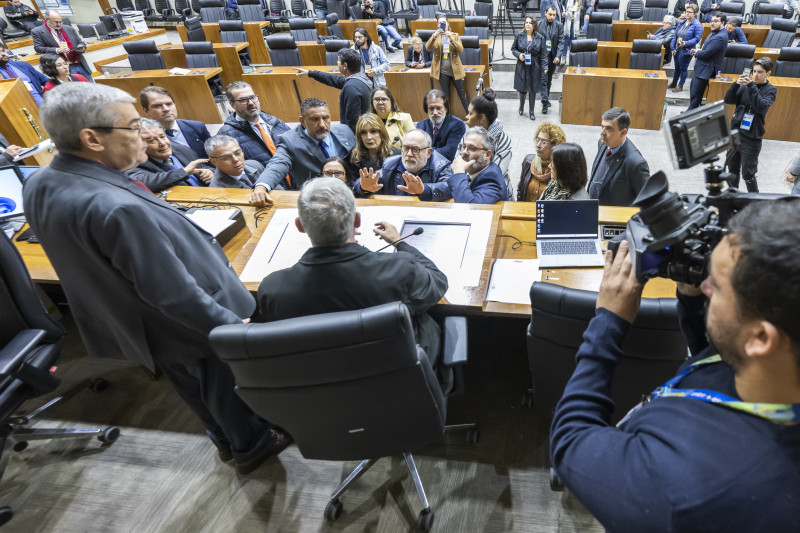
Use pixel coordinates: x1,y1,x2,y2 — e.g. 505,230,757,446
324,38,351,51
589,11,613,23
417,0,438,5
183,40,215,53
772,17,799,32
416,29,436,42
198,0,224,7
237,0,261,4
596,0,620,8
756,2,783,14
464,15,489,27
631,38,663,53
570,38,598,52
266,32,299,49
289,17,316,29
644,0,668,7
325,12,339,25
725,43,755,57
718,1,743,12
777,46,800,61
185,15,202,29
219,20,246,31
460,35,479,47
123,40,161,54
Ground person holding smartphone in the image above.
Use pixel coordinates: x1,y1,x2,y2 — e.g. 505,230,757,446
668,4,702,92
723,57,777,193
425,16,469,115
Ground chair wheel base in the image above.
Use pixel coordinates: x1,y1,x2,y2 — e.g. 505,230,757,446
324,498,343,521
99,427,120,444
416,508,434,531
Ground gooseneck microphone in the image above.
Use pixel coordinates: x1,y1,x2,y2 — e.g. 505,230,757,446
376,227,424,251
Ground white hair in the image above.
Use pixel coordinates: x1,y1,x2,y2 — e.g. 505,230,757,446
297,177,355,247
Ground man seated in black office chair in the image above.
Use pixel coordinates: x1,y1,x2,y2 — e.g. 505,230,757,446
257,177,449,369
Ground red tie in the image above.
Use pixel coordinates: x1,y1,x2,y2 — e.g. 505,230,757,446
433,125,439,138
129,178,153,193
606,148,612,157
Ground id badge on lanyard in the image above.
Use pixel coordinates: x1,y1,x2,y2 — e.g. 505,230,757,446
524,53,532,64
740,112,754,131
546,39,552,52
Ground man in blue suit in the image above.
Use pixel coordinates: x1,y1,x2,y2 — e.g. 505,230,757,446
688,12,728,110
140,86,212,160
0,42,48,105
416,89,466,162
441,126,508,205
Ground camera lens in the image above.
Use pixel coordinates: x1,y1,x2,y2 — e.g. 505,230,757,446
635,171,691,241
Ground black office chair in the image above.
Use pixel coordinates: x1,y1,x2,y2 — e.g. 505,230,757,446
123,40,167,70
416,28,435,46
642,0,667,21
289,16,318,39
219,19,252,64
464,15,489,39
595,0,620,20
586,11,613,41
174,0,194,17
417,0,439,19
717,0,746,19
184,15,207,40
238,0,268,21
473,0,493,21
325,12,345,38
324,38,350,64
199,0,226,22
266,32,302,65
264,0,291,24
100,13,126,36
460,34,481,65
78,22,111,41
136,0,163,21
116,0,136,11
0,17,29,40
720,43,755,75
773,46,800,77
569,38,598,67
347,0,361,19
0,232,119,527
629,38,663,69
626,0,644,20
210,302,476,532
762,17,798,48
291,0,313,17
751,2,784,25
155,0,186,21
183,41,225,95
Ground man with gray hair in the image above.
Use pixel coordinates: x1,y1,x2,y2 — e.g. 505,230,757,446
356,129,452,200
257,177,448,366
23,83,291,475
32,10,92,81
206,134,264,189
647,15,676,64
441,126,508,205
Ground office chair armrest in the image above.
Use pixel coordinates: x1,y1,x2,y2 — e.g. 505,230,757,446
182,7,193,16
0,329,46,377
105,7,118,13
441,316,468,368
281,8,291,18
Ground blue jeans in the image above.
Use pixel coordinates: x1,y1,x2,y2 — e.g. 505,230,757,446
671,49,690,87
315,8,327,19
70,63,94,83
376,24,402,47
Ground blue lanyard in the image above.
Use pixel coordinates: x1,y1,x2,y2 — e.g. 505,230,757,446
651,356,800,426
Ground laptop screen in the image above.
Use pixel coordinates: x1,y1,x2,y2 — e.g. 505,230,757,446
0,166,25,221
535,200,599,239
18,166,39,179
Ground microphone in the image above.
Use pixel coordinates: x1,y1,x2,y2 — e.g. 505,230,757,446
377,227,423,251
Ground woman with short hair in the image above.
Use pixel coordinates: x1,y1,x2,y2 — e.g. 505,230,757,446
405,35,432,68
518,122,567,201
369,86,414,149
40,53,89,92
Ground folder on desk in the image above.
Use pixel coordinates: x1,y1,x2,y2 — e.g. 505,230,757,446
184,208,246,247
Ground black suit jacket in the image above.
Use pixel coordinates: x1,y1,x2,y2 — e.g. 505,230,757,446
31,23,91,75
588,138,650,206
175,118,212,159
125,143,207,192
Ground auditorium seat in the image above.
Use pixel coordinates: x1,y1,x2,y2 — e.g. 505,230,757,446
326,12,345,39
773,46,800,77
184,41,224,96
289,17,318,40
199,0,226,22
464,16,489,40
642,0,668,22
219,20,252,65
184,15,206,41
595,0,620,20
629,39,663,70
569,38,598,67
266,32,302,65
751,2,783,25
717,1,746,19
324,39,350,65
762,18,798,49
586,12,613,41
123,40,167,70
720,43,755,75
238,0,268,21
625,0,644,20
417,0,439,19
460,35,481,65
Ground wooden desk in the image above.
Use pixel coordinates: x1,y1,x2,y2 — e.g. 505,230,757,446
612,20,770,47
597,40,664,69
707,74,800,142
410,18,466,36
402,39,492,87
753,46,781,63
701,23,770,47
338,20,380,44
177,22,271,65
17,28,168,67
243,66,344,122
95,68,223,123
297,41,327,66
384,65,485,121
0,78,53,166
158,42,248,86
562,67,667,130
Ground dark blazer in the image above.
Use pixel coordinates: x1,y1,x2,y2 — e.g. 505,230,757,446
175,119,212,159
416,114,466,162
218,111,290,167
693,28,727,80
446,162,508,204
538,18,566,59
355,150,453,200
307,70,373,131
255,123,356,191
1,60,49,97
671,18,703,51
125,142,207,192
727,26,747,44
724,80,777,140
257,241,447,364
588,138,650,206
672,0,686,18
210,160,264,188
31,23,91,76
405,46,433,67
511,32,549,94
22,154,255,370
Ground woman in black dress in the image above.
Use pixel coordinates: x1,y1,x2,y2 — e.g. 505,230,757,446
511,16,549,120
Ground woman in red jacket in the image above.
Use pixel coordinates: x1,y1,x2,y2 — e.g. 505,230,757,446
40,53,89,92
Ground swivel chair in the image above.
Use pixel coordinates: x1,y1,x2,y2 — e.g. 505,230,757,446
586,12,613,41
123,40,167,70
464,15,489,39
720,43,755,75
0,17,28,40
136,0,163,21
460,35,481,65
155,0,185,21
595,0,621,20
642,0,667,20
289,16,318,40
773,46,800,77
238,0,269,21
184,15,207,40
629,38,664,69
324,38,351,64
473,0,493,21
417,0,439,19
718,1,746,19
752,2,784,26
219,20,251,64
762,18,798,49
199,0,226,22
325,12,345,38
184,41,225,95
568,38,598,67
210,301,476,532
625,0,644,20
266,32,302,65
416,28,435,46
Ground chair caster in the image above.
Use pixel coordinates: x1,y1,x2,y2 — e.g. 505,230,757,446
99,426,120,444
416,508,434,531
549,467,564,491
12,441,28,452
0,506,13,527
90,378,109,392
324,498,343,521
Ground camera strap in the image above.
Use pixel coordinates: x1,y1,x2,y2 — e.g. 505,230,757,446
649,355,800,426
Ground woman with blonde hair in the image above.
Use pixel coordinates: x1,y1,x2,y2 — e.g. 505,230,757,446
425,16,469,114
517,122,567,201
405,35,432,68
348,113,399,182
369,86,414,149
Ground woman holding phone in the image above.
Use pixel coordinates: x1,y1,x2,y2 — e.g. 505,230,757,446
511,16,549,120
668,4,702,92
426,16,469,115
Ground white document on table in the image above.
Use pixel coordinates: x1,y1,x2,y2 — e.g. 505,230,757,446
486,259,543,305
184,208,238,237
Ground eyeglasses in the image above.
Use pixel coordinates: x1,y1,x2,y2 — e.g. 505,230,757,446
209,149,244,163
372,97,390,103
458,143,486,154
233,94,259,104
535,138,551,146
401,145,425,155
90,125,142,134
321,170,346,178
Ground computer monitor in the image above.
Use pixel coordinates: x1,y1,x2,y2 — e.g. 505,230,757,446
0,166,25,221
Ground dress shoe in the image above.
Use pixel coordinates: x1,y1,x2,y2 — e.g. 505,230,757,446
672,86,683,92
529,112,536,121
392,39,402,49
235,428,293,475
542,103,549,114
668,82,676,89
386,47,397,53
518,107,524,116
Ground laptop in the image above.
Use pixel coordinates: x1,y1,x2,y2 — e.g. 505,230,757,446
0,166,26,221
535,199,605,268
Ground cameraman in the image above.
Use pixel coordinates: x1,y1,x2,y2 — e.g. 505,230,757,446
723,57,776,193
358,0,402,53
550,198,800,532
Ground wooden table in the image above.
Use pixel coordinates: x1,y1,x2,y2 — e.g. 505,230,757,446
410,18,466,36
611,20,770,47
315,19,381,44
597,40,664,69
562,67,667,130
243,66,344,122
297,41,327,66
158,42,248,86
95,68,223,124
701,23,770,47
753,46,781,63
384,65,485,121
707,74,800,142
402,39,492,87
177,22,271,65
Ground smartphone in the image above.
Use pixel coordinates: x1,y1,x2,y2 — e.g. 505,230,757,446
742,67,751,78
439,21,447,31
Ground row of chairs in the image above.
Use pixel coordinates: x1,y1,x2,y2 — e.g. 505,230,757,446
588,0,795,23
122,39,225,95
721,44,800,76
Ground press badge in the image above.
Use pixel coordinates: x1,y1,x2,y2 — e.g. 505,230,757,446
443,49,449,59
546,39,552,51
524,53,532,64
23,80,33,91
741,113,754,131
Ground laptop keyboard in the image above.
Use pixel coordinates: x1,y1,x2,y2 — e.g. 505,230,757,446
539,240,597,255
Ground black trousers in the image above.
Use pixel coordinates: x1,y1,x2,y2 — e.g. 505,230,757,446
543,54,557,103
726,134,762,192
439,73,469,115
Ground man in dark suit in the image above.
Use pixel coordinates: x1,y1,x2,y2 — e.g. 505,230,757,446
126,118,214,193
539,6,566,113
444,126,508,204
23,83,290,474
3,0,43,32
587,107,650,206
688,12,728,110
205,134,264,189
31,10,92,81
415,89,466,162
250,98,355,207
0,42,49,105
140,86,211,160
257,177,448,365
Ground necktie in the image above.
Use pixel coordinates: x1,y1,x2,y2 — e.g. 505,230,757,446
129,178,153,193
606,148,612,157
165,129,176,138
319,139,330,158
257,122,277,155
168,156,202,187
432,125,439,138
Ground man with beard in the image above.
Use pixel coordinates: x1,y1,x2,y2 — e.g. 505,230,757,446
250,98,355,207
415,89,466,162
550,199,800,531
538,6,566,115
0,41,48,105
443,126,507,204
355,129,452,201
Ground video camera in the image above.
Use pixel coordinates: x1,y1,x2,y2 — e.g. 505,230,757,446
610,101,786,285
